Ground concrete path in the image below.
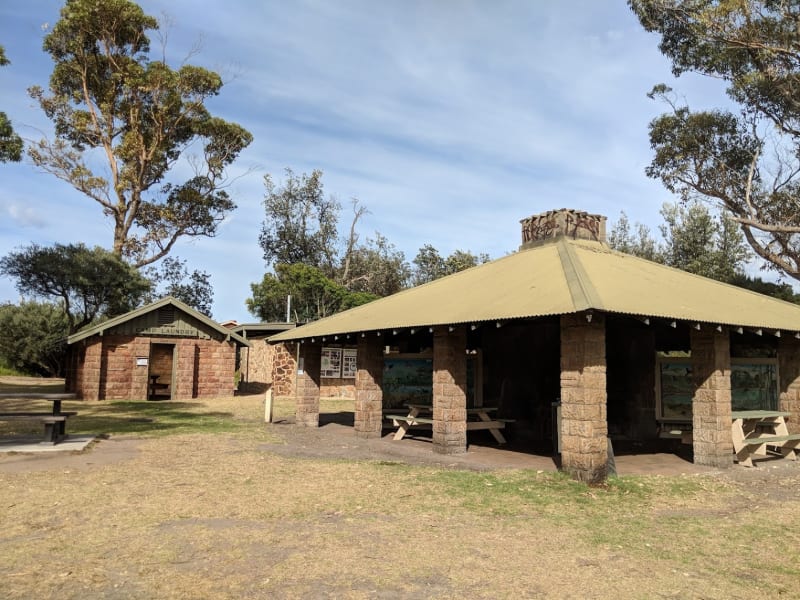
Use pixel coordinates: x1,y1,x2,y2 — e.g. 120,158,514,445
0,435,96,453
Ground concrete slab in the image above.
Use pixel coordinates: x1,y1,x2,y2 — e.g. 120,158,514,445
0,435,96,453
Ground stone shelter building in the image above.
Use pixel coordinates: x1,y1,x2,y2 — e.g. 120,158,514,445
268,209,800,483
231,322,296,394
65,296,249,401
235,323,359,399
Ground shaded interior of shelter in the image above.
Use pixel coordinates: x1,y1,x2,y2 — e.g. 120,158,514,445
334,313,779,463
147,343,174,400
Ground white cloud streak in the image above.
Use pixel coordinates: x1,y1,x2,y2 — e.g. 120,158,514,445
0,0,737,320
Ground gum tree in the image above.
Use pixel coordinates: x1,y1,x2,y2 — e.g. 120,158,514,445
28,0,253,268
630,0,800,280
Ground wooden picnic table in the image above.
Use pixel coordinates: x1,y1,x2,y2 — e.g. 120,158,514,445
0,393,79,444
731,410,800,467
386,404,512,444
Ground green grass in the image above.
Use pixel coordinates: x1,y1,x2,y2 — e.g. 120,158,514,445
422,468,686,515
0,397,263,440
0,363,30,376
69,401,249,437
415,468,745,555
0,378,65,393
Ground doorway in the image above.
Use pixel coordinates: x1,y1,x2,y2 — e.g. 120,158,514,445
148,343,175,400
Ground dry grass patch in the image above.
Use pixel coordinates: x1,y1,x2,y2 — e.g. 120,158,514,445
2,383,800,598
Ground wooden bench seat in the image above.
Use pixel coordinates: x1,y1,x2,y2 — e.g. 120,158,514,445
735,433,800,466
0,412,72,444
384,414,435,425
0,412,77,418
741,434,800,445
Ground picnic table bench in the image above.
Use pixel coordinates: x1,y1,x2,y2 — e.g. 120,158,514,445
0,393,78,445
731,410,799,467
386,404,514,444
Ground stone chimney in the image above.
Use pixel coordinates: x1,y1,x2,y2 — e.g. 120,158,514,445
520,208,607,250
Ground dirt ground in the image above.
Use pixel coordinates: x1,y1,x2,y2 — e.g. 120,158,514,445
2,382,800,599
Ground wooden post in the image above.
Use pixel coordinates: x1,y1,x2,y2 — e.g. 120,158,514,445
264,387,273,423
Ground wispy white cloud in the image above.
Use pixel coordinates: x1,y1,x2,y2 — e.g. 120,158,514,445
2,202,47,228
0,0,739,320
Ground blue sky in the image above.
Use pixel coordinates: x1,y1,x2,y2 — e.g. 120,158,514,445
0,0,733,322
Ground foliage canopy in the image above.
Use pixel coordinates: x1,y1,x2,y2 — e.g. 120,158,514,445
253,168,491,321
0,301,69,377
259,169,340,275
0,243,151,332
246,263,377,323
630,0,800,281
411,245,490,286
609,202,799,302
0,44,23,163
608,202,751,281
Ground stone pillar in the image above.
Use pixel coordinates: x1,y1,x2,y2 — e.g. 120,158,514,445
432,326,467,455
691,328,733,468
354,336,384,438
296,340,321,427
560,313,608,483
779,337,800,434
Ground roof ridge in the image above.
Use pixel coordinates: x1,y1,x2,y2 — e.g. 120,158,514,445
557,238,604,311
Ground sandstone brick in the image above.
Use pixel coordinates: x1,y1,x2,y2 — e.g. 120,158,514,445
354,336,383,437
559,314,608,482
432,327,467,454
690,329,733,467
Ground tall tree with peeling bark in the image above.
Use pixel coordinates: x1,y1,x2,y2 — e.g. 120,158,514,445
28,0,253,268
630,0,800,281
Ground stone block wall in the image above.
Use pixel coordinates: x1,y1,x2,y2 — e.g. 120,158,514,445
432,326,467,455
99,337,136,400
130,336,151,399
71,339,102,401
239,338,273,393
69,334,237,401
271,342,297,397
191,338,236,398
779,337,800,434
354,336,383,438
559,313,608,483
690,329,733,468
296,341,321,427
174,340,198,399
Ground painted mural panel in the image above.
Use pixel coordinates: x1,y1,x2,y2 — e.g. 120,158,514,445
657,358,778,420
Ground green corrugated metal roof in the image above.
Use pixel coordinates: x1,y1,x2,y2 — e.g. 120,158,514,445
269,237,800,342
67,296,250,346
231,322,296,336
